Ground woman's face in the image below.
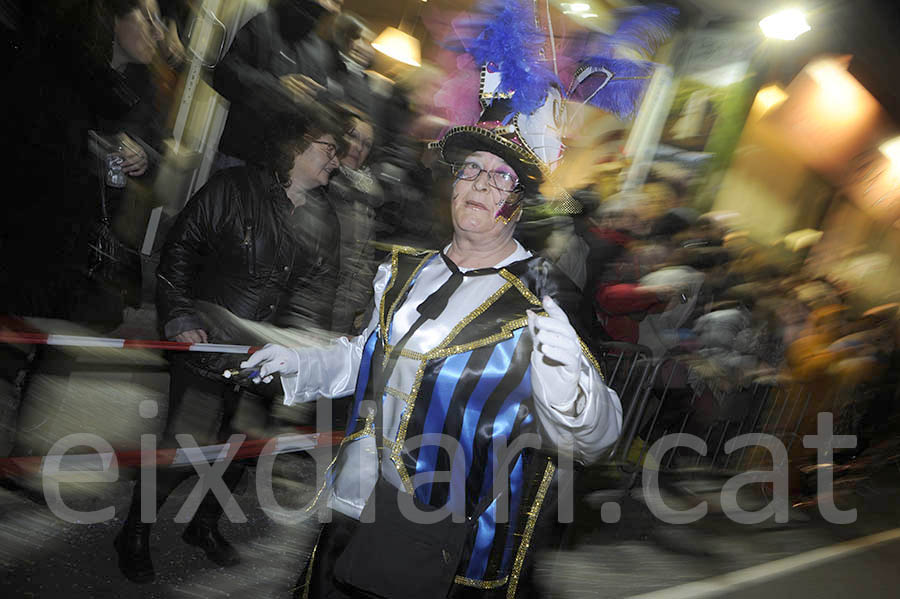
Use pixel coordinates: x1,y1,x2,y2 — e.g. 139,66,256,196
450,151,521,239
342,119,374,170
114,0,163,65
289,134,341,190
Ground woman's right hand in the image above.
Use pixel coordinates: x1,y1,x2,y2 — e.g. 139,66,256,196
174,329,208,344
240,344,300,383
118,134,148,176
280,74,324,104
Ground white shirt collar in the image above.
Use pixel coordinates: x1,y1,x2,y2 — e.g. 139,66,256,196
441,240,532,272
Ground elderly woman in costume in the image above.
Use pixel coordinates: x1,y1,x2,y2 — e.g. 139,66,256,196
244,103,623,596
242,0,685,593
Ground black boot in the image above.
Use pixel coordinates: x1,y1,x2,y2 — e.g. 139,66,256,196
181,463,244,567
114,519,155,583
182,516,241,567
114,480,166,583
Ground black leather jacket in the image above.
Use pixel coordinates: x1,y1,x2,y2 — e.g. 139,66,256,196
157,166,339,339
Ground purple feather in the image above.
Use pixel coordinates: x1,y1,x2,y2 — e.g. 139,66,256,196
588,5,679,59
443,0,558,116
587,59,656,120
575,5,678,120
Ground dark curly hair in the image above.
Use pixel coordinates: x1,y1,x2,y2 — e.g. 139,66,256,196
263,106,351,186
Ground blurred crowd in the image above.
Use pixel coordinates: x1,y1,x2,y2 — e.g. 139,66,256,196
1,0,899,547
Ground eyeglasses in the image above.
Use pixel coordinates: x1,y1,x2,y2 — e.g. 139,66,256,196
451,161,520,193
311,140,339,160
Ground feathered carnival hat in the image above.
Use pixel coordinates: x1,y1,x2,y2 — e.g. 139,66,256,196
433,0,678,217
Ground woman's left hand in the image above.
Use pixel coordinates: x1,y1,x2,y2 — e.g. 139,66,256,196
119,135,148,176
527,296,581,399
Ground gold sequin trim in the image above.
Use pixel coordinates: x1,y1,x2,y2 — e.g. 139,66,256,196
578,337,605,382
426,281,513,355
454,575,510,589
438,126,547,174
390,359,428,494
300,407,381,513
426,316,529,360
378,251,400,336
342,420,374,444
299,449,340,514
383,251,436,346
507,459,556,599
298,537,318,599
370,241,432,255
383,437,403,454
382,346,426,362
384,386,411,401
500,270,543,306
399,348,426,360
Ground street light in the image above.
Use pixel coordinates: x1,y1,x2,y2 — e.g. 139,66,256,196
759,8,811,40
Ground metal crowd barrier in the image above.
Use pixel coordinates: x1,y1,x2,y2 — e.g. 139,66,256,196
590,343,822,497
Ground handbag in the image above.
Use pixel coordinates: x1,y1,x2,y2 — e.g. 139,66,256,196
85,132,142,308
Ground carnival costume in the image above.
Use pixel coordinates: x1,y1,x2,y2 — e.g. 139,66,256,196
279,240,620,595
244,2,677,596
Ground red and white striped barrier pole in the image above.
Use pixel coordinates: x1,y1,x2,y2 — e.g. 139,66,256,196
0,330,262,355
0,428,345,479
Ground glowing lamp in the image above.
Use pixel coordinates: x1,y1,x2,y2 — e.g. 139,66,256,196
755,84,788,113
880,137,900,165
372,27,421,67
759,9,811,41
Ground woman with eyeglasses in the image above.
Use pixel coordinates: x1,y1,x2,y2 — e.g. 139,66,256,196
113,107,347,583
243,105,622,597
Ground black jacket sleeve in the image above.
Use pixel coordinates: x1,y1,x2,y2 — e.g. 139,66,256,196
156,175,231,339
212,13,297,118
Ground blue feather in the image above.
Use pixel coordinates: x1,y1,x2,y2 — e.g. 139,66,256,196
444,0,557,116
577,5,678,119
590,5,679,59
611,5,679,57
575,58,654,120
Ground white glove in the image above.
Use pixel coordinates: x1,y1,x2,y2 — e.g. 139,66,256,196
240,344,300,384
527,296,581,410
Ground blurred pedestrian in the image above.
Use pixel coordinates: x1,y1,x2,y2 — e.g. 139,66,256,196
212,0,343,167
330,110,382,334
114,107,346,583
1,0,170,328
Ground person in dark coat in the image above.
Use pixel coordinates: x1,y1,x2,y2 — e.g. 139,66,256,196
114,107,346,583
212,0,342,166
1,0,170,328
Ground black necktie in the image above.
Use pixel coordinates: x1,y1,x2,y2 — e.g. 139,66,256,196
415,252,499,320
373,251,501,456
